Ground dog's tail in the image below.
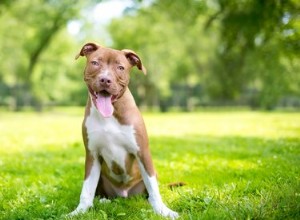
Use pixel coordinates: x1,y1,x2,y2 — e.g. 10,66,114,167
167,182,186,190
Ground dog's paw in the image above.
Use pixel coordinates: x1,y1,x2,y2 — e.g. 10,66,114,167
156,205,179,219
66,208,85,218
66,210,80,218
149,199,179,219
66,202,92,218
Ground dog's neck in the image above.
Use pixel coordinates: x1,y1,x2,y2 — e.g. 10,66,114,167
112,88,137,125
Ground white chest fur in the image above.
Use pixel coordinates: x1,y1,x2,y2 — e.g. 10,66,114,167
85,106,139,183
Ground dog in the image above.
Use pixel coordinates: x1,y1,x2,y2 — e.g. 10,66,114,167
68,43,178,219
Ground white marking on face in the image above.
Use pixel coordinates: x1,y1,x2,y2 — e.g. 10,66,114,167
101,69,110,78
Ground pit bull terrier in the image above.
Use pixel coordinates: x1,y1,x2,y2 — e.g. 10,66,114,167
68,43,178,219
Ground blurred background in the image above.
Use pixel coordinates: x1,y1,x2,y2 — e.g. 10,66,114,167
0,0,299,112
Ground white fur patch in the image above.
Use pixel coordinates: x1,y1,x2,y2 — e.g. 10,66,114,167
68,159,101,216
69,101,178,218
137,159,179,219
101,69,110,78
85,104,139,184
69,103,140,216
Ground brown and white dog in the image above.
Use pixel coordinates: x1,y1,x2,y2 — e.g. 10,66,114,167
68,43,178,219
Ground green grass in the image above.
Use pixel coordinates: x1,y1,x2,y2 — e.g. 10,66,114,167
0,109,299,219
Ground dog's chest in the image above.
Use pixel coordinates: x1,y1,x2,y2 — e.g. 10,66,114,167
84,107,139,182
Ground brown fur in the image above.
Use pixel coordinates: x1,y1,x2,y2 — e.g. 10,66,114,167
78,44,154,198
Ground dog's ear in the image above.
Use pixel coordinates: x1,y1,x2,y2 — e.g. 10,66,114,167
122,49,147,75
75,43,100,60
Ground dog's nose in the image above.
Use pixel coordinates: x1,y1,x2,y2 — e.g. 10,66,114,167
99,76,112,87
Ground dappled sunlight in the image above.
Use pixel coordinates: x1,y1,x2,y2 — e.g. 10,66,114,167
0,110,299,219
0,111,83,154
154,152,260,186
144,112,300,139
1,0,299,217
226,159,258,170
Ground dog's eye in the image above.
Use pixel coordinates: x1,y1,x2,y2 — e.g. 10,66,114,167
91,61,99,66
117,66,125,71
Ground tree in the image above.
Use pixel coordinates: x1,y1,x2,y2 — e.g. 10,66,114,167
0,0,100,110
1,0,299,110
108,0,212,110
109,0,300,110
206,0,300,109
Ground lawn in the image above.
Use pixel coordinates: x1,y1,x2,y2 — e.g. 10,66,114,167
0,109,299,219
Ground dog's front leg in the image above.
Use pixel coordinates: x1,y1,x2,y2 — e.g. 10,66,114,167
136,158,179,219
68,153,101,216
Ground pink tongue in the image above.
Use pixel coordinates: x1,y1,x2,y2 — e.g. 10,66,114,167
96,94,114,117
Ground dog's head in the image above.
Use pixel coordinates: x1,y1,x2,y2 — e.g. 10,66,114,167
76,43,146,117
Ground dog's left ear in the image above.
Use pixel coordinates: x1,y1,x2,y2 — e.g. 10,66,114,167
123,49,147,75
75,43,100,60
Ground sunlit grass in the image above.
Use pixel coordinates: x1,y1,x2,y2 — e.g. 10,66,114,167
144,111,300,138
0,109,299,219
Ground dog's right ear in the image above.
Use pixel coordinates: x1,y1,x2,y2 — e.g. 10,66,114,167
75,43,99,60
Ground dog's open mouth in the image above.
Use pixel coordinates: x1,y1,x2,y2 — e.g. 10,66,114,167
88,87,117,118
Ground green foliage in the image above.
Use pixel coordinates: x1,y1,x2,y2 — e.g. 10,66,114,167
0,109,299,219
109,0,215,109
108,0,300,110
0,0,98,109
209,0,300,109
0,0,299,110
